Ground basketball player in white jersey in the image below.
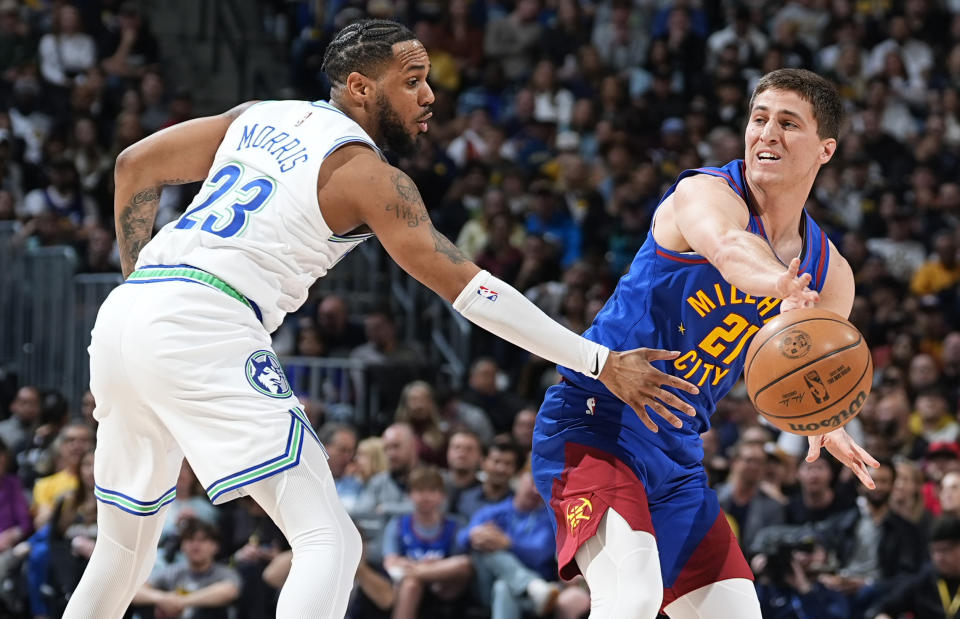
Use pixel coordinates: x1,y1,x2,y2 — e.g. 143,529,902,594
61,19,769,618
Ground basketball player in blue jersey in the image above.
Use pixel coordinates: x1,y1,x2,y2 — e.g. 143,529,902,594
531,68,881,618
63,20,705,619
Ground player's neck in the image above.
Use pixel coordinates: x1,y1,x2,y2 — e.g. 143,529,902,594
329,97,381,146
746,174,811,241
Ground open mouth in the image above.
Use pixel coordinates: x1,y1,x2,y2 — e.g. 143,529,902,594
417,113,432,133
757,151,781,163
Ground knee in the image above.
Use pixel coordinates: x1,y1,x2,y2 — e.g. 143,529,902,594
611,587,663,619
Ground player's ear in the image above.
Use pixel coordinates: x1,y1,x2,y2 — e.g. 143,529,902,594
344,71,374,105
819,138,836,165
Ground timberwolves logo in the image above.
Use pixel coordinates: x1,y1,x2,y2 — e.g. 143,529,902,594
245,350,292,398
779,329,812,359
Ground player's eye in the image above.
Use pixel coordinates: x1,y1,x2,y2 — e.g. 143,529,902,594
408,78,419,86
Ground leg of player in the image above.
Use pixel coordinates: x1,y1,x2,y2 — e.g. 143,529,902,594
662,579,762,619
244,435,362,618
573,508,663,619
61,504,170,618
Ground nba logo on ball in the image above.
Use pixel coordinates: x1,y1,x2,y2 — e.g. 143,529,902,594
246,350,292,398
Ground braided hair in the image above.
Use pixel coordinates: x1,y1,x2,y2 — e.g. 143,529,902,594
321,19,417,87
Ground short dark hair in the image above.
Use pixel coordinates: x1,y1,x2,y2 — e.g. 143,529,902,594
322,19,417,86
179,517,219,544
318,422,358,445
748,68,845,140
932,517,960,543
488,434,523,470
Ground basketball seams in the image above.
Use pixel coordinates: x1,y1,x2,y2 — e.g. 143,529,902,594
755,351,871,420
744,316,857,382
751,333,863,403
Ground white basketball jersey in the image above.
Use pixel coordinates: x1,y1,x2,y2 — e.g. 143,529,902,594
137,100,381,332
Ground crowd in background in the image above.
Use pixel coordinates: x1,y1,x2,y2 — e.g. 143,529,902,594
4,0,960,617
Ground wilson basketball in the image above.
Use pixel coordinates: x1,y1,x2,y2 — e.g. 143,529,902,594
744,308,873,436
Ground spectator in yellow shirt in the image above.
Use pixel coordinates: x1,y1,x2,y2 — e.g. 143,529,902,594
910,230,960,296
32,422,94,529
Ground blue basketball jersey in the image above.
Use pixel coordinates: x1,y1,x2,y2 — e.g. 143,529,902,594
397,514,459,561
556,159,831,445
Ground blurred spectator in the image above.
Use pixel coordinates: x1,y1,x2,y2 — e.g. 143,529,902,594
38,4,96,90
458,468,559,618
394,381,447,466
319,422,363,512
159,461,217,554
316,294,366,355
444,429,483,508
871,517,960,619
31,422,94,529
785,457,854,526
35,447,96,617
99,2,159,82
222,498,286,619
510,406,536,460
0,437,30,555
133,518,240,619
383,466,471,618
754,534,849,619
911,388,959,445
819,459,926,616
0,384,41,456
940,470,960,519
452,435,521,522
20,157,98,229
482,0,541,82
460,358,525,434
352,423,418,564
911,230,960,296
717,441,786,551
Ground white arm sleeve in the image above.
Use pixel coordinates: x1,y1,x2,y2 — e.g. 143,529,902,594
452,270,610,379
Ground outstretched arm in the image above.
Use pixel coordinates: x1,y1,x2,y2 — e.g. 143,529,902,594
341,152,699,431
113,101,257,277
668,174,819,305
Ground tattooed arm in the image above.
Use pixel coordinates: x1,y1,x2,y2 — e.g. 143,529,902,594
114,101,258,277
326,150,479,301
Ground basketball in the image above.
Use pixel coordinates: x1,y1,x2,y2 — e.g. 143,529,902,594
744,308,873,436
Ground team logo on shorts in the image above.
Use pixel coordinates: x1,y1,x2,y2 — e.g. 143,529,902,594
245,350,292,398
565,497,593,532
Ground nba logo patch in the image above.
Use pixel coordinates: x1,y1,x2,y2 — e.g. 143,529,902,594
477,285,499,301
245,350,292,398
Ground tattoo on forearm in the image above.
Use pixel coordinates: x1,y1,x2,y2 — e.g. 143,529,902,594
430,226,468,264
385,171,430,228
117,185,162,276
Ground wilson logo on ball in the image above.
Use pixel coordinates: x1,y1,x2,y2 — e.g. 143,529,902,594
787,390,867,433
779,329,812,359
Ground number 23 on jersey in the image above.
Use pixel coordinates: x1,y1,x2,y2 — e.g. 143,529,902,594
175,162,276,238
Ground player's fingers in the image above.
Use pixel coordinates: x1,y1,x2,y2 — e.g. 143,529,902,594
652,388,698,416
853,444,880,468
653,370,700,396
806,437,822,462
787,257,800,277
648,400,683,428
852,461,875,489
642,348,681,361
631,402,659,433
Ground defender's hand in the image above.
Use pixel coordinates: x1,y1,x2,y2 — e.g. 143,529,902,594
598,349,700,432
777,258,819,313
806,428,879,489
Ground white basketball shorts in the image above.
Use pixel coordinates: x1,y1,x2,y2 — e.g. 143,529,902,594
88,265,325,515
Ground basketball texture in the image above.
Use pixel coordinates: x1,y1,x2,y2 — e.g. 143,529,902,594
744,308,873,436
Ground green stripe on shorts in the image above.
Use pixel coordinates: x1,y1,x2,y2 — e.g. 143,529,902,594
128,267,252,310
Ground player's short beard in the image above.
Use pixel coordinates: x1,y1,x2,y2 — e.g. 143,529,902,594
376,91,417,157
